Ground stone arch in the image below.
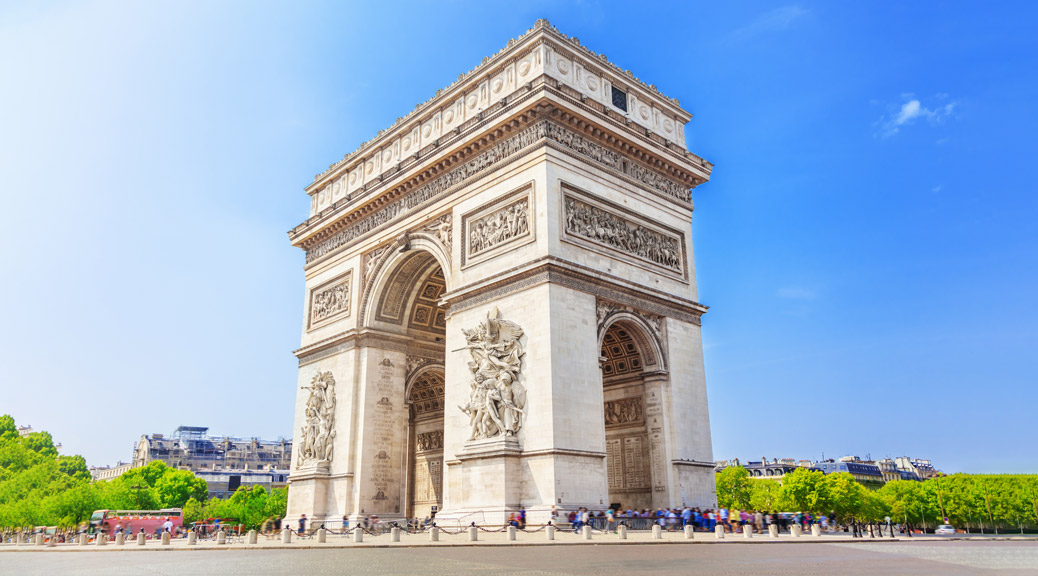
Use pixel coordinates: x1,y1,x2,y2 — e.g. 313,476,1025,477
359,235,451,332
597,311,667,373
405,362,446,411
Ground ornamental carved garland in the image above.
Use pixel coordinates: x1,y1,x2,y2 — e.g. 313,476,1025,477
304,120,689,265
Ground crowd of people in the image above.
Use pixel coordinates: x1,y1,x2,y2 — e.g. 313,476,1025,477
549,506,870,534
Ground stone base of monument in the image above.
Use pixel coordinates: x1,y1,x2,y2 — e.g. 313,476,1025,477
435,436,521,526
285,464,334,530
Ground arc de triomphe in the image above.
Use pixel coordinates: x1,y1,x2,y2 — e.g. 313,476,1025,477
286,20,716,526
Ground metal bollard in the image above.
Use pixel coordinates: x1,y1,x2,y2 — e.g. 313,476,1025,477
249,529,258,544
684,525,695,540
391,527,400,542
546,524,555,541
468,526,478,542
97,533,107,546
652,524,662,539
715,525,725,539
161,531,171,545
281,528,292,543
430,526,439,542
769,524,779,538
743,524,752,538
137,533,145,546
791,524,803,537
618,525,627,540
79,533,88,546
316,528,325,543
188,531,197,545
507,526,517,541
115,533,125,546
811,524,821,537
215,530,225,545
353,528,363,543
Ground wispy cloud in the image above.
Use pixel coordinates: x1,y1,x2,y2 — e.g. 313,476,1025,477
876,94,956,138
777,287,816,301
730,6,809,40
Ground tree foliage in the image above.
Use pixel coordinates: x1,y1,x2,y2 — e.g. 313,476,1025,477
716,465,1038,531
0,415,212,528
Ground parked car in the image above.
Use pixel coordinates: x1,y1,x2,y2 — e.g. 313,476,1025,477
935,524,956,535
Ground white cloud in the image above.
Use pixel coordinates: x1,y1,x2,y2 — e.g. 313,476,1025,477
777,287,816,301
730,6,809,40
877,95,957,137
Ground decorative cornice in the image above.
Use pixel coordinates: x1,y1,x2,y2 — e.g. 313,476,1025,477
299,117,697,267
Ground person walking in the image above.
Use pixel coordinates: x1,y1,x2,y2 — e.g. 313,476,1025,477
298,514,307,536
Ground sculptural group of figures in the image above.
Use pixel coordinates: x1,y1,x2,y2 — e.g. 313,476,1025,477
457,308,527,440
311,283,350,322
565,199,682,270
298,371,336,466
468,200,529,255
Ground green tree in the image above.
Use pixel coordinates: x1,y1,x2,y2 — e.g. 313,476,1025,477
715,466,752,509
749,479,782,511
264,487,288,519
778,468,826,514
154,469,208,508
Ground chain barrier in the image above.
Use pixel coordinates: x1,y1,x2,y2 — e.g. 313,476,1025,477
516,523,550,533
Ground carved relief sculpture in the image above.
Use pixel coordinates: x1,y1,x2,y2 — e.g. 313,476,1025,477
298,371,336,467
456,307,527,440
468,199,529,257
309,272,352,327
565,196,683,272
417,430,444,452
604,398,643,426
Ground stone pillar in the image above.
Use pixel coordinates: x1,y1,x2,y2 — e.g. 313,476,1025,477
96,533,107,546
47,536,55,547
684,525,694,540
34,533,44,546
316,528,326,543
353,528,363,543
215,530,225,545
391,527,401,542
768,524,778,538
743,524,752,538
507,526,517,541
714,525,724,539
791,524,802,537
282,528,292,543
136,532,145,546
78,533,88,546
161,531,171,545
642,374,675,509
115,533,125,546
187,531,197,545
811,524,821,537
468,526,478,542
652,524,662,539
582,525,592,540
429,526,439,542
248,529,258,544
546,525,556,541
618,525,627,540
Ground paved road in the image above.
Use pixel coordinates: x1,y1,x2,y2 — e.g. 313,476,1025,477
2,541,1036,575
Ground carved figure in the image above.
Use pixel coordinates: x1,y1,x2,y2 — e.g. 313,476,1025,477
456,307,526,440
468,199,530,256
564,198,682,271
298,371,337,466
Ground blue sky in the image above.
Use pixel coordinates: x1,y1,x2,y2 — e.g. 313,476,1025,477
1,1,1035,474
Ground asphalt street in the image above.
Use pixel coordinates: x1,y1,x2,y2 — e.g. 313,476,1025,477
2,541,1037,576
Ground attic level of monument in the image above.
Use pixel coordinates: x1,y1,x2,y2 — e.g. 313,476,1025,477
292,103,713,266
289,21,713,254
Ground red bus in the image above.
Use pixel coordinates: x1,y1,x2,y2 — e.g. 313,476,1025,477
89,508,183,536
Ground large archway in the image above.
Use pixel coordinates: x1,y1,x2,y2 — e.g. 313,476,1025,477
364,247,448,522
599,319,662,511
